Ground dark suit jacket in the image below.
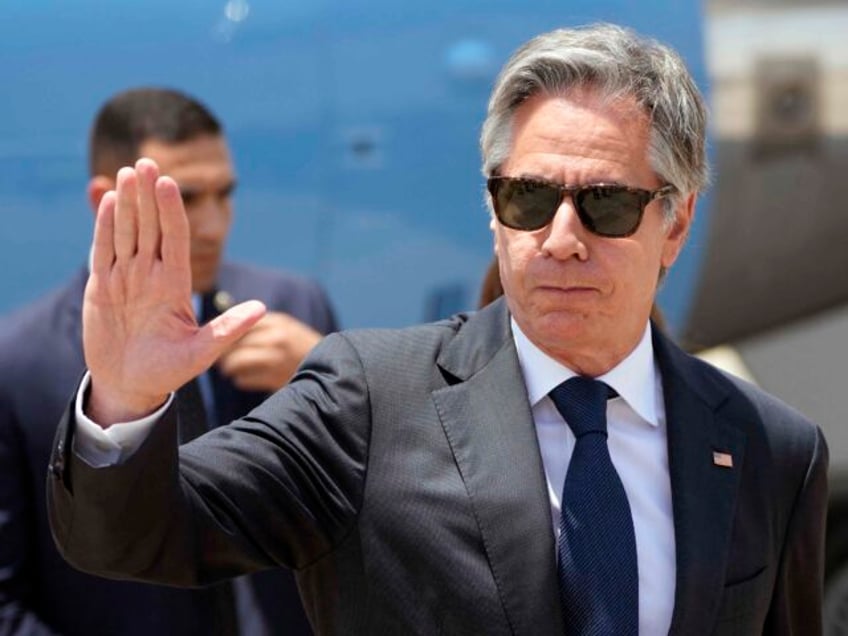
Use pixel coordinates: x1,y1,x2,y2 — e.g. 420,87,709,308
47,298,827,635
0,262,337,635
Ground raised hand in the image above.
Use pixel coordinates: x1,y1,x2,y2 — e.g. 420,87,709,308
83,159,266,426
217,311,323,392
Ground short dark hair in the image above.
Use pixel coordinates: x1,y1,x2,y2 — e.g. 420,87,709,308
88,87,222,177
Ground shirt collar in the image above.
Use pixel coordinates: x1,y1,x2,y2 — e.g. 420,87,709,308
512,318,660,427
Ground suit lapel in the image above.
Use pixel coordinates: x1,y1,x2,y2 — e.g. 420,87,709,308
654,333,747,635
49,268,89,402
432,300,563,635
65,268,89,367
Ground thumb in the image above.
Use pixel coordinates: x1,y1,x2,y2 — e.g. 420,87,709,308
196,300,267,364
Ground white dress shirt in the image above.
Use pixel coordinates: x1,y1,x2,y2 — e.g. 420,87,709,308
512,319,675,636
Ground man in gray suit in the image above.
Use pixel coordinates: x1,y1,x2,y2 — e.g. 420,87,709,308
47,24,827,635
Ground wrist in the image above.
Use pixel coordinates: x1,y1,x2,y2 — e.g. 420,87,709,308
84,381,168,428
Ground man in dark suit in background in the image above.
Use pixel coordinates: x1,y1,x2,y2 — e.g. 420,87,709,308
47,26,826,635
0,87,336,634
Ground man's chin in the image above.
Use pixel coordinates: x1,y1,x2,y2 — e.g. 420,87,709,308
521,309,586,337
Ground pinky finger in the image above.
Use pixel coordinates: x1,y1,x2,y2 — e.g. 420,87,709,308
91,191,117,276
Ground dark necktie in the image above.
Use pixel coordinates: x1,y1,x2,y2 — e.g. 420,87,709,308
176,303,239,635
550,376,638,636
174,292,216,444
176,378,208,444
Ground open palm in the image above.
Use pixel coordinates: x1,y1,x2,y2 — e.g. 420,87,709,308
83,159,265,425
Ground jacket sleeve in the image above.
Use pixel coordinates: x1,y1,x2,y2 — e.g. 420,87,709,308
47,331,370,587
764,425,829,634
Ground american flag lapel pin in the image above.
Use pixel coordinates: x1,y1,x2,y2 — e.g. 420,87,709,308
713,451,733,468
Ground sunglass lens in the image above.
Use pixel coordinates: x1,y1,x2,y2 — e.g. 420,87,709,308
495,180,560,230
576,187,643,237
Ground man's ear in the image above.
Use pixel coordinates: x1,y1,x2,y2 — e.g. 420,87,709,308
86,176,115,217
661,193,696,269
489,215,501,257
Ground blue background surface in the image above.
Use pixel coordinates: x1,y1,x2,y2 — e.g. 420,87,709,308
0,1,710,332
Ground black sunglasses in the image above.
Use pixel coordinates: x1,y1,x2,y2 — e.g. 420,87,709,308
487,176,676,238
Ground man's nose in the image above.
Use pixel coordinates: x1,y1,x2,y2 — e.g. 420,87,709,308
540,197,590,261
190,199,230,240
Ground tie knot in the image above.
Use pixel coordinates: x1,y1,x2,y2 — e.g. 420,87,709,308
549,376,614,438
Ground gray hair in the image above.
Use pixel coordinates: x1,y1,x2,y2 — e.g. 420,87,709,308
480,23,709,219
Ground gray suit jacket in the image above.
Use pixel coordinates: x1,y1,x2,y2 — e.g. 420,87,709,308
47,298,827,635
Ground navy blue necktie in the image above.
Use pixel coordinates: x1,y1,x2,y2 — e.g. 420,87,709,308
176,378,208,444
550,376,638,636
